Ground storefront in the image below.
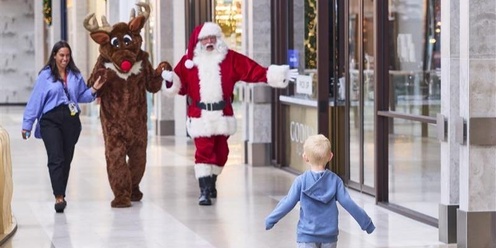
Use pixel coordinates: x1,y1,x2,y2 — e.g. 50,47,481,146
271,0,441,227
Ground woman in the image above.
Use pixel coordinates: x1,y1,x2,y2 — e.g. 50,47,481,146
21,41,105,213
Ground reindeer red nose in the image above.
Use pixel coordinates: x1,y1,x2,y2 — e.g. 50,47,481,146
120,60,132,72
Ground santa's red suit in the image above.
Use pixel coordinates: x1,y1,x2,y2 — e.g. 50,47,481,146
163,22,291,205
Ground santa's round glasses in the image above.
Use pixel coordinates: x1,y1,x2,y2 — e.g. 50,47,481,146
199,36,217,43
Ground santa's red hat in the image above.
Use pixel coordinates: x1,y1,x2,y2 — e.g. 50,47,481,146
184,22,222,69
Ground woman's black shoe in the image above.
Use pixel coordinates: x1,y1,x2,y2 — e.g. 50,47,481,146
55,200,67,213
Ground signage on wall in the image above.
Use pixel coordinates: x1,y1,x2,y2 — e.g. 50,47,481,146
296,75,313,95
287,49,299,68
290,121,315,144
290,121,316,156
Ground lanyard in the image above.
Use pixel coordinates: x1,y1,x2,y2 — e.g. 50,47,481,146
61,73,71,101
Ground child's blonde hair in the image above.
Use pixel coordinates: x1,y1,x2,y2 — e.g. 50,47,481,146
303,134,332,165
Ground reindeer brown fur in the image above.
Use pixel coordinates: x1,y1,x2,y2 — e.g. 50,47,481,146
85,3,171,208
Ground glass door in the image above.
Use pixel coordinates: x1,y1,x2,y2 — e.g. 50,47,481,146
343,0,442,226
385,0,441,223
346,0,375,193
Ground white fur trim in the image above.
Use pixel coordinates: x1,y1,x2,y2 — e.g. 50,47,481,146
198,22,222,39
161,70,173,81
187,50,235,138
195,163,213,178
212,165,223,175
266,65,289,88
162,72,181,97
104,60,143,80
187,114,237,138
185,59,194,69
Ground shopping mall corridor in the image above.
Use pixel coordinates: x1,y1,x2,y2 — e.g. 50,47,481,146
0,106,455,248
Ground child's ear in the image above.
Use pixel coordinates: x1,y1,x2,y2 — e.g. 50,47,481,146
302,152,309,162
328,152,334,161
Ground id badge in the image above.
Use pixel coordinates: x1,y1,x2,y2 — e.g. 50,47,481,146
68,102,78,116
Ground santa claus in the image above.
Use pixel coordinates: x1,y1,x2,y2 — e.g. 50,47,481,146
162,22,296,205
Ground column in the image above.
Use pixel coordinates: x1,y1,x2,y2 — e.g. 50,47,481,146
69,0,91,115
154,0,180,136
457,0,496,247
69,0,89,78
106,0,120,23
106,0,132,23
438,0,460,244
246,0,271,65
84,1,107,117
172,0,187,137
35,0,46,73
244,0,272,166
49,0,61,46
246,84,272,166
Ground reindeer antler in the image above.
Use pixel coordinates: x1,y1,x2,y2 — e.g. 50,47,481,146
130,2,150,23
83,13,112,33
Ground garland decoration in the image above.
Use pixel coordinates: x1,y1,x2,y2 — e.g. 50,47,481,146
304,0,317,69
43,0,52,26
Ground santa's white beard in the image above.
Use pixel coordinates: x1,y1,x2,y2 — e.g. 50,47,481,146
194,40,228,61
192,39,227,103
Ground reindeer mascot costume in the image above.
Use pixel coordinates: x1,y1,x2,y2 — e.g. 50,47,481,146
84,3,171,208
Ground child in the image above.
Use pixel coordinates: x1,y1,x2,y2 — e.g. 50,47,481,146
265,134,375,247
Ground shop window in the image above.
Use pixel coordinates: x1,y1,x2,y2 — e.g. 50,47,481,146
304,0,317,70
288,0,320,100
214,0,242,52
388,0,441,117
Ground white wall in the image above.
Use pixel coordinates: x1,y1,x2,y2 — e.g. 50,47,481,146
0,0,35,104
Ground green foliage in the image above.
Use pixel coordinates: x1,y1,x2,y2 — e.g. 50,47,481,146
304,0,317,69
43,0,52,26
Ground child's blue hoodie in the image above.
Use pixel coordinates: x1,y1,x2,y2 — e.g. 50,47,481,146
265,169,375,243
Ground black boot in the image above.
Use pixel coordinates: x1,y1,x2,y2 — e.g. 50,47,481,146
210,175,217,198
198,177,212,206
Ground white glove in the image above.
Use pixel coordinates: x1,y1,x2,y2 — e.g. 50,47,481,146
161,70,173,81
285,68,298,82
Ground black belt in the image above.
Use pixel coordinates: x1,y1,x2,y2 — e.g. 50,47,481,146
196,100,226,111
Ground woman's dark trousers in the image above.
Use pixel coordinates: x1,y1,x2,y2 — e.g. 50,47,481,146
40,105,81,197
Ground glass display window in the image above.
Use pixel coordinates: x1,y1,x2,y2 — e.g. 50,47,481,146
214,0,242,52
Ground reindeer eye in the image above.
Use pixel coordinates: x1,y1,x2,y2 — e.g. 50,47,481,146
123,35,133,45
110,37,119,47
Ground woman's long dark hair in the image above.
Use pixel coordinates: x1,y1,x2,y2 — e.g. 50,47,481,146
40,40,81,82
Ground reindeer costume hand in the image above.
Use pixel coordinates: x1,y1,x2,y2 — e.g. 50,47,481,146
91,68,107,93
156,61,172,75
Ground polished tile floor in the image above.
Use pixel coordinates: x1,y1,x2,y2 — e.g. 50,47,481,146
0,106,456,248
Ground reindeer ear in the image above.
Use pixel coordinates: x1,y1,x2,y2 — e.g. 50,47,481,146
128,16,146,32
90,31,110,44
